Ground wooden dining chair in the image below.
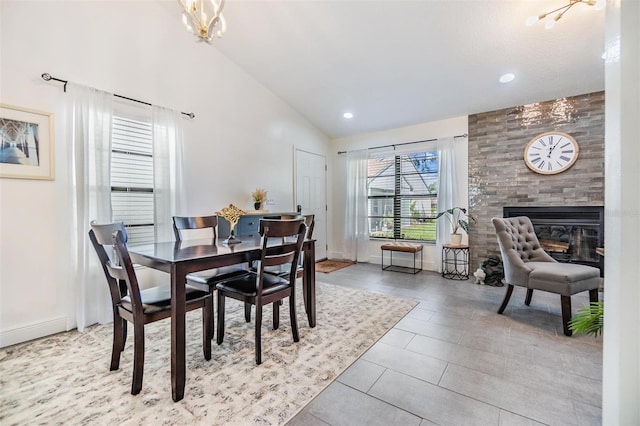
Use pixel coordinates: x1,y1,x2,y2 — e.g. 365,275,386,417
267,214,315,279
89,221,213,395
216,218,306,365
173,215,251,323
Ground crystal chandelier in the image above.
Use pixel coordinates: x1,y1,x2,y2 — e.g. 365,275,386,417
526,0,605,29
179,0,227,43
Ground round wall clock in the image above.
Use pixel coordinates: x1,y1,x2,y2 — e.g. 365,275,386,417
523,131,579,175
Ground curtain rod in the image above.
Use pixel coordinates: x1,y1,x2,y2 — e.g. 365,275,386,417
41,73,195,119
337,133,467,155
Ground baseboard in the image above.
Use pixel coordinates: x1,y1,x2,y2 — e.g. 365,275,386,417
0,316,69,348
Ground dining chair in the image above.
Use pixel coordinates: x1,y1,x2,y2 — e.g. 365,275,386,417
173,215,251,322
89,221,213,395
266,214,315,279
216,218,306,364
492,216,600,336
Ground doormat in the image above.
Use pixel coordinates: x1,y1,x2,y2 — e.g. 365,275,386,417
316,259,356,273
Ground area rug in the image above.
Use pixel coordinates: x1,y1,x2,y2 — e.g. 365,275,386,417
315,259,356,274
0,282,416,425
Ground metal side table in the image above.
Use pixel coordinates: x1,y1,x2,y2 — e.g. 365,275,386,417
442,244,469,280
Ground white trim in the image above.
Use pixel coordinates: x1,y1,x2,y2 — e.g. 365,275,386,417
0,316,69,348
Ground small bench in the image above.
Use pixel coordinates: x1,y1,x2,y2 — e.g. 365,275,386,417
381,242,424,274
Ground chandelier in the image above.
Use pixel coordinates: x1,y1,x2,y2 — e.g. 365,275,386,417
526,0,605,29
179,0,227,43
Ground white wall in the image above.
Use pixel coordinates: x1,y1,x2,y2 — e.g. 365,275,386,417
0,1,328,347
602,0,640,424
328,116,468,270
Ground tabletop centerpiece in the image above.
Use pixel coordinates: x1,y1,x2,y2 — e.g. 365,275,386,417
216,203,246,245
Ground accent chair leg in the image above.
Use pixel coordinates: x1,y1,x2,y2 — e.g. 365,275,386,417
525,289,534,306
131,322,145,395
497,284,514,314
589,288,599,303
561,295,573,336
216,293,226,345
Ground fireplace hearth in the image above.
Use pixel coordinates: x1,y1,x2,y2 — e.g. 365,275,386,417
503,206,604,276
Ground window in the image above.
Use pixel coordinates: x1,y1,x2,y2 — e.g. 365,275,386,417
367,151,438,242
110,115,155,245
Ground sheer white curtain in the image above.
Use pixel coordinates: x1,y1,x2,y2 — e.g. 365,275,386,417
66,83,114,331
152,106,184,242
435,137,458,273
343,148,369,262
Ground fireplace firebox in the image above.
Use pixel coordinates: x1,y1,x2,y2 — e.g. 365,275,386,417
503,206,604,276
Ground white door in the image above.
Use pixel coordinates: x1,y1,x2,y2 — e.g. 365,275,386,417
295,149,327,260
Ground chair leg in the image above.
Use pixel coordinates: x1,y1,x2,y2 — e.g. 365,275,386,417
561,295,573,336
525,289,534,306
110,316,125,371
273,301,280,330
290,296,300,342
497,284,514,314
131,322,145,395
244,302,251,323
255,304,263,365
202,298,212,360
122,321,128,351
217,292,226,345
589,288,599,303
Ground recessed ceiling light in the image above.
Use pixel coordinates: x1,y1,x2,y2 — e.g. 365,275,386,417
343,112,354,119
499,73,515,83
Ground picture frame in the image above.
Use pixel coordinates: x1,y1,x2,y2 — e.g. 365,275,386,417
0,103,55,180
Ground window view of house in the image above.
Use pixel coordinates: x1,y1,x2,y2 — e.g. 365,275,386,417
368,151,438,241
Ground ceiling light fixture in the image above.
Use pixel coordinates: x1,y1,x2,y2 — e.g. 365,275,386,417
499,73,515,83
179,0,227,43
343,112,354,119
526,0,605,29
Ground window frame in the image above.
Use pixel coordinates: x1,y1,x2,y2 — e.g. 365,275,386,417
110,113,155,245
367,151,439,242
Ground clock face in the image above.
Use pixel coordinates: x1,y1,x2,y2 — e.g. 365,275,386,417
524,132,579,175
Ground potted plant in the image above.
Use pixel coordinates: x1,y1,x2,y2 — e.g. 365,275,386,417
251,188,267,210
435,207,475,245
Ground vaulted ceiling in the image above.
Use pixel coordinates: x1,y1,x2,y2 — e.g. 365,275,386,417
211,0,605,138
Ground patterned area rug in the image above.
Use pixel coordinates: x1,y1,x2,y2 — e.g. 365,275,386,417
315,259,356,274
0,282,415,425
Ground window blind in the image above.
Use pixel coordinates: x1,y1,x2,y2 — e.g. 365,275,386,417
111,115,155,245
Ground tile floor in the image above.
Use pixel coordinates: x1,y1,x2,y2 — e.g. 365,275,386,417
287,263,603,426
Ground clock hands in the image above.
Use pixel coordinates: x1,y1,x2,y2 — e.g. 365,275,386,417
549,137,563,154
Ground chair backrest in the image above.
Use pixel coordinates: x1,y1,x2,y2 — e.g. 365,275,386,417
88,221,130,308
303,214,315,239
492,216,555,286
173,215,218,241
257,218,306,287
104,230,146,317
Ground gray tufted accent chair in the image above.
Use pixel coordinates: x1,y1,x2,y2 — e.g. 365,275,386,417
492,216,600,336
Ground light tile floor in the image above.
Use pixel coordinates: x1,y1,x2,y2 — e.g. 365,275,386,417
287,263,602,426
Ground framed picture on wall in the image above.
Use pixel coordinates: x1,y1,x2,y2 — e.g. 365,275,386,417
0,103,55,180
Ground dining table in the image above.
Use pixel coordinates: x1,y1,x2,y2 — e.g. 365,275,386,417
128,234,316,402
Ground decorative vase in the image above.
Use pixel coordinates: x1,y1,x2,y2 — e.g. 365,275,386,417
254,202,261,210
451,233,463,246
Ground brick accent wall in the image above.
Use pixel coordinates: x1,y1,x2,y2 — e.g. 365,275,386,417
468,91,605,269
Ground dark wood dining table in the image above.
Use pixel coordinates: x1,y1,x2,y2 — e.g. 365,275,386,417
128,235,316,402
